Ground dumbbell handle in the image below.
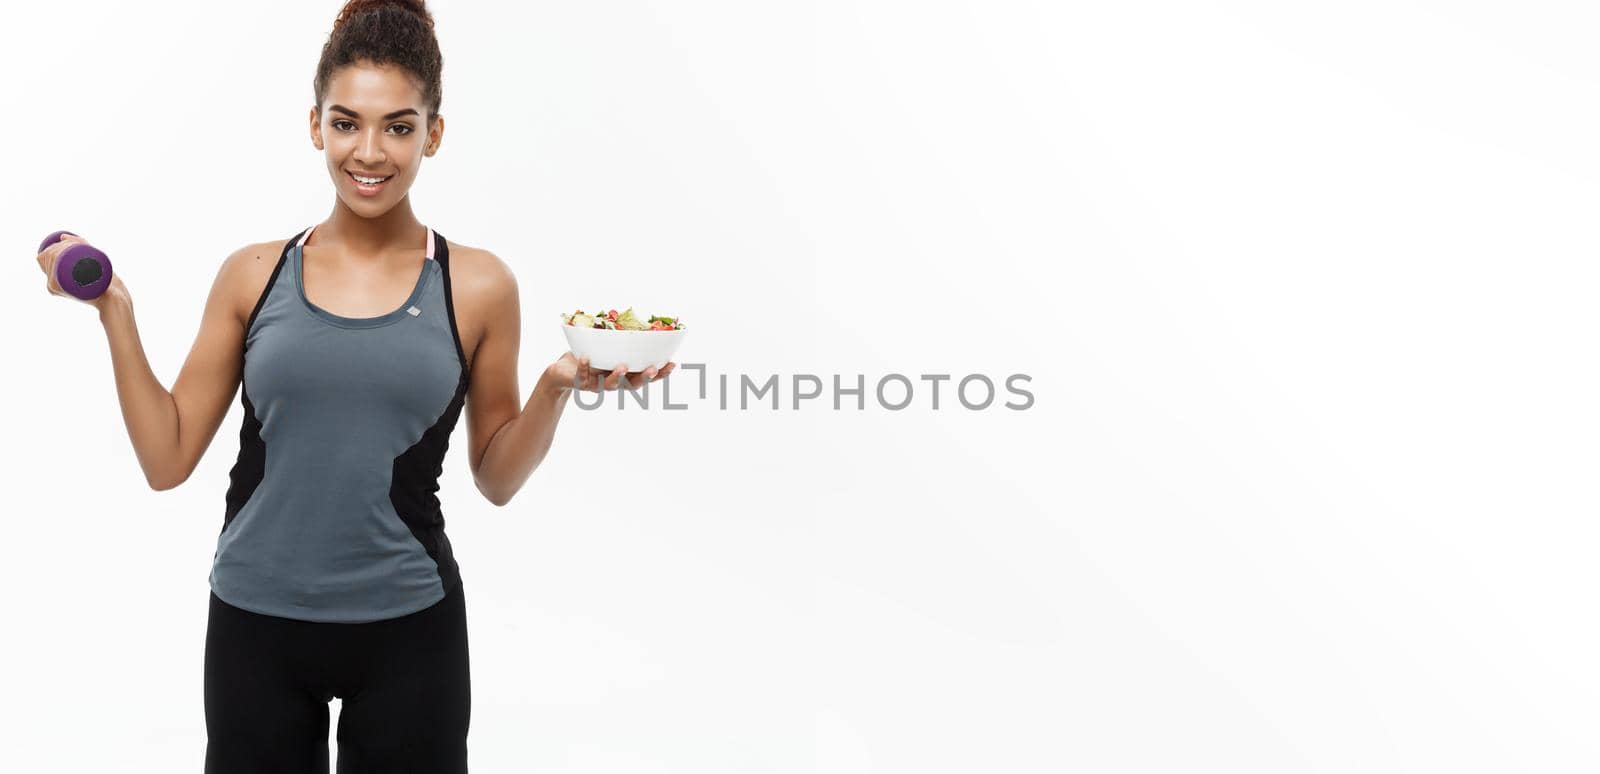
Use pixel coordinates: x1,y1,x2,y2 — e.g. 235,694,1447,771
39,230,114,301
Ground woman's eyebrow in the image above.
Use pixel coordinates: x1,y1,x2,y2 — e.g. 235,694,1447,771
328,104,419,120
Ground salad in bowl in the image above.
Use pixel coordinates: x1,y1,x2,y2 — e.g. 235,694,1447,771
561,307,686,372
563,307,684,331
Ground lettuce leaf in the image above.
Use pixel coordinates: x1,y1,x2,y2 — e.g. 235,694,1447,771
614,307,648,330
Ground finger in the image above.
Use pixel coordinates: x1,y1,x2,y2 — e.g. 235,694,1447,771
38,233,82,263
41,260,62,296
36,240,61,273
579,358,598,393
652,362,676,381
606,366,625,390
37,237,76,276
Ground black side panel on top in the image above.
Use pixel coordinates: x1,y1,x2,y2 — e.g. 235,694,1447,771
220,234,299,535
389,233,472,593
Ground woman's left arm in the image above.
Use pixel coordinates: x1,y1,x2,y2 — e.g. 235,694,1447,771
461,249,673,507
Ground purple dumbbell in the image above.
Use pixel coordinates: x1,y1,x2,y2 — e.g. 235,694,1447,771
38,230,113,301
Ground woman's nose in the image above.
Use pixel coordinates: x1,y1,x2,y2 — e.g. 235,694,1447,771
355,130,386,163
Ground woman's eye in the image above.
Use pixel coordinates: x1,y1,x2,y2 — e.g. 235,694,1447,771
332,120,413,135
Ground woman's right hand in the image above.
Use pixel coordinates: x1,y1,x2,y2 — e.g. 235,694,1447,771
36,233,126,314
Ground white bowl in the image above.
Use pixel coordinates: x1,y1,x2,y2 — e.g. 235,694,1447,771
561,323,686,372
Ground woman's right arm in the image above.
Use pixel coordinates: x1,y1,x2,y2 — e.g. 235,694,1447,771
92,243,268,490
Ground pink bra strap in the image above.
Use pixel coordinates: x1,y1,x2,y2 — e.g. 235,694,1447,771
295,224,435,260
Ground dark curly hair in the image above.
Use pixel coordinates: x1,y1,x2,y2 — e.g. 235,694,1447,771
313,0,443,124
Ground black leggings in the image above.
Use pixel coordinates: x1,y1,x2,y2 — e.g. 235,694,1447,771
204,582,471,773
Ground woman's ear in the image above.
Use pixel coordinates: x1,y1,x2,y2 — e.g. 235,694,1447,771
425,114,444,157
309,106,324,150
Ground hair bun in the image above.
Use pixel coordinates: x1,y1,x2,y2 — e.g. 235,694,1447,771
332,0,433,33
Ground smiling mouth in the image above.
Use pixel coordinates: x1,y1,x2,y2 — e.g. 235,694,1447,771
347,171,394,185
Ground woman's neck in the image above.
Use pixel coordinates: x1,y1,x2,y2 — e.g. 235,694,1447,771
315,196,427,257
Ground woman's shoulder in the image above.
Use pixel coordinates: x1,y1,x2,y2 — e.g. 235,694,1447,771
442,239,517,299
439,240,519,357
230,237,295,280
211,238,295,328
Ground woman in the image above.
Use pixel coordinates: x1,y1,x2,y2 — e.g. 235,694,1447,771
34,1,673,770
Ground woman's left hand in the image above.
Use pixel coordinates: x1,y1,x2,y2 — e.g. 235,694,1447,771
545,351,676,393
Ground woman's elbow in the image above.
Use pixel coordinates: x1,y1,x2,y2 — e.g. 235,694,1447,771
148,474,181,492
147,463,191,491
475,477,511,507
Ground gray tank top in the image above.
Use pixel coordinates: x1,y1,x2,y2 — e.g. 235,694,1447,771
209,224,471,622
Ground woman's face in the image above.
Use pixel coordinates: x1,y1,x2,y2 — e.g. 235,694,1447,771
310,61,442,216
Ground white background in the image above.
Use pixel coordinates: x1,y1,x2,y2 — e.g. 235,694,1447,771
2,1,1595,771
